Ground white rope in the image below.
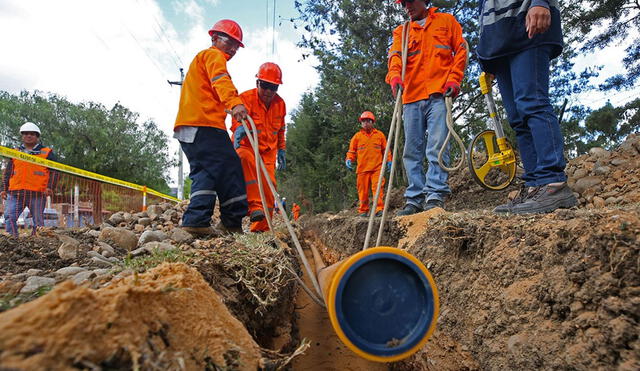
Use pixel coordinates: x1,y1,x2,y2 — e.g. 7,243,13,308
235,114,326,307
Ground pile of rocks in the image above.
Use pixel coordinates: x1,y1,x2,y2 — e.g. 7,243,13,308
566,133,640,208
0,201,197,306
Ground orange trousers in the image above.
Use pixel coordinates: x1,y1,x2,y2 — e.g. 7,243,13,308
237,146,276,232
357,169,385,214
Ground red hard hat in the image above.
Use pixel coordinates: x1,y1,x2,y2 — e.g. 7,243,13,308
208,19,244,48
256,62,283,85
359,111,376,122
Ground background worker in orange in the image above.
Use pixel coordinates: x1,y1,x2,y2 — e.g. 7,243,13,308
231,62,287,232
388,0,467,216
292,203,301,221
173,19,249,236
1,122,58,237
345,111,392,217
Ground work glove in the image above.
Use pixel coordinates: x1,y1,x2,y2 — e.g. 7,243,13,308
231,104,248,123
345,159,354,171
233,126,246,149
277,149,286,171
390,76,404,99
386,161,392,172
444,82,460,98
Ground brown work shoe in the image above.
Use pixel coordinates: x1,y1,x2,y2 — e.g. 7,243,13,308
181,226,217,237
215,222,243,235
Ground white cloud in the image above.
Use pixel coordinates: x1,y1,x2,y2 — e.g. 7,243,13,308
0,0,319,187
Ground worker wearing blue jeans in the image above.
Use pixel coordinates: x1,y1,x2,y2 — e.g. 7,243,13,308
478,0,576,214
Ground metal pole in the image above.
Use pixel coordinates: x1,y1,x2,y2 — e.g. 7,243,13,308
177,150,184,200
73,183,79,228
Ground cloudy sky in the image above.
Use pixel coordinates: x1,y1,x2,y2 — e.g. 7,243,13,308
0,1,637,189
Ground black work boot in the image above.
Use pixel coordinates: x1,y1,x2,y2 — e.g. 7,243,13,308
397,203,422,216
493,184,530,213
511,183,577,214
249,210,265,222
423,199,444,211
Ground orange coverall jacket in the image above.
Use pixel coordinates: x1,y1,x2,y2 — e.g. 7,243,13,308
292,203,300,221
231,88,286,160
174,46,243,131
385,7,467,104
346,129,391,174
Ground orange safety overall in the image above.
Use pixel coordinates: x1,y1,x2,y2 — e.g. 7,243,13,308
292,203,300,221
232,88,286,232
346,129,391,214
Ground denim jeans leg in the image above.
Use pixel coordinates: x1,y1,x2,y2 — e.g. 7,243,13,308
28,192,46,234
424,96,451,202
4,192,23,237
494,58,538,185
510,45,567,186
402,100,428,208
180,139,218,228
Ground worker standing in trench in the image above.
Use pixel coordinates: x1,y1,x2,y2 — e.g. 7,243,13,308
477,0,577,214
231,62,287,233
173,19,249,236
387,0,467,216
345,111,392,217
1,122,58,237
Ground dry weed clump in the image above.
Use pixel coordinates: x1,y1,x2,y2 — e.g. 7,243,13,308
207,233,297,315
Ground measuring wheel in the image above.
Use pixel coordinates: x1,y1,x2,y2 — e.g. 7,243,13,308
467,130,516,191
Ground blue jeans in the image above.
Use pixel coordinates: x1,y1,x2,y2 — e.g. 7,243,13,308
402,95,450,207
5,190,46,237
493,45,567,187
179,127,248,229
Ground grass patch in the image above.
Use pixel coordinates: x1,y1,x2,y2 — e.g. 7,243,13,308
113,248,191,273
0,285,53,313
207,233,296,315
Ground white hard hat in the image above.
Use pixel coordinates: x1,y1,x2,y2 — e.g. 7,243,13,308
20,122,41,135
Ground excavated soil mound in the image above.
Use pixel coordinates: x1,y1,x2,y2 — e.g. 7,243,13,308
0,263,262,370
405,206,639,370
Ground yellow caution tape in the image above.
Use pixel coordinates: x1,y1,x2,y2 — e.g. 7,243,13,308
0,146,179,203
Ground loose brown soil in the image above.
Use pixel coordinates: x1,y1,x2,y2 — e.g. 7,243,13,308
0,263,262,370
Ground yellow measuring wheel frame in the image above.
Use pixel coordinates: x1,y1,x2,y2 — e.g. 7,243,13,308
467,73,517,190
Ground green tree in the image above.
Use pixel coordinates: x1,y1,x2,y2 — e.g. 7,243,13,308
0,90,173,193
582,98,640,150
283,0,600,212
564,0,640,89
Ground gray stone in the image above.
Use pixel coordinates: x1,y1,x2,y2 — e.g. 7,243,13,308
170,228,193,244
92,269,111,275
97,242,115,257
507,333,528,354
573,176,603,194
91,257,113,268
72,271,96,285
138,217,152,226
131,247,150,257
108,212,125,226
611,158,628,166
99,227,137,251
572,168,588,179
138,230,168,246
58,235,80,261
85,230,101,238
20,276,55,294
593,166,611,176
55,267,87,277
605,197,619,205
122,212,133,222
146,205,163,220
26,269,43,277
142,241,175,252
588,147,610,159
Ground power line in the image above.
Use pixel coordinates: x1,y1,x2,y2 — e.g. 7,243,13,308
272,0,277,56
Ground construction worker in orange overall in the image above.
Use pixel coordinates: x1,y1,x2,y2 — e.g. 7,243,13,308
292,203,301,221
231,62,287,232
388,0,467,215
173,19,249,236
1,122,58,237
345,111,392,217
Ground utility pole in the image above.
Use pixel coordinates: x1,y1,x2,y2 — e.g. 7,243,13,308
168,68,185,200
